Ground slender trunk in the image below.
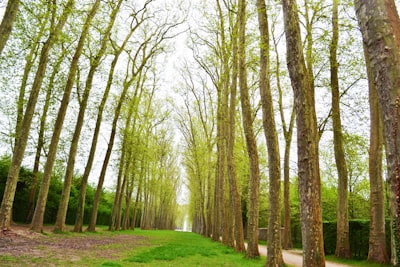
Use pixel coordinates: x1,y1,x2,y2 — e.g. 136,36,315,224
74,24,134,233
54,0,103,231
15,7,50,148
86,89,128,231
54,0,122,232
273,18,295,249
212,68,224,242
25,48,66,223
110,139,127,231
0,0,75,230
256,0,284,265
0,0,20,55
282,0,325,265
205,150,213,237
238,0,260,258
331,0,351,258
131,167,143,229
226,7,245,252
31,0,98,232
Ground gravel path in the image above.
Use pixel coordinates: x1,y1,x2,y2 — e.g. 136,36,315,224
258,245,353,267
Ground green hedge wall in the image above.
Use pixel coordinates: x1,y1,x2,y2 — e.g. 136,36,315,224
290,219,391,259
0,155,113,226
322,220,391,259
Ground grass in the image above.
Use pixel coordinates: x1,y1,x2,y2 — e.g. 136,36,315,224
100,230,266,267
0,226,268,267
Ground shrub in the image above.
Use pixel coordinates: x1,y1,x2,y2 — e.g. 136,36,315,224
321,220,391,259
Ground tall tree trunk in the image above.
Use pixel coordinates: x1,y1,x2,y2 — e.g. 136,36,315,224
15,6,50,150
131,157,145,229
211,0,229,243
25,47,66,223
211,57,225,243
331,0,351,259
282,109,294,245
87,11,170,230
53,0,102,232
364,45,390,263
205,151,213,237
0,0,75,230
256,0,284,265
238,0,260,258
0,0,20,55
31,0,98,232
273,18,295,250
355,1,398,263
74,25,135,233
54,0,123,232
110,128,129,231
86,73,131,232
226,6,245,252
282,0,325,266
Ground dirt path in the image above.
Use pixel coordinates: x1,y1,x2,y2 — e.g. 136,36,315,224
0,225,147,266
258,245,353,267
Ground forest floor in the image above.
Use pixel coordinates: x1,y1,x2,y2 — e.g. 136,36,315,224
0,224,375,267
0,224,148,266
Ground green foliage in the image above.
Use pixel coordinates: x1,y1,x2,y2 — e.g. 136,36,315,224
322,220,391,259
0,155,113,225
0,156,33,222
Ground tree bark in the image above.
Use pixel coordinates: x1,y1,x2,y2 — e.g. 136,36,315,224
238,0,260,258
86,70,131,232
73,25,134,232
0,0,20,55
54,0,123,232
364,44,390,264
273,17,295,250
31,0,98,232
25,47,66,223
53,0,102,232
330,0,351,259
15,5,50,150
226,4,245,252
282,0,325,266
354,1,400,265
256,0,284,265
0,0,75,230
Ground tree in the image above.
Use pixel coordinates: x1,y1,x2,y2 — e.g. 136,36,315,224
330,0,351,259
0,0,20,55
54,0,123,232
15,1,51,151
86,14,179,231
282,0,326,265
26,46,68,223
363,47,390,264
354,0,400,263
73,9,139,232
238,0,260,258
256,0,284,265
270,6,295,249
226,1,245,252
0,0,75,230
30,0,101,232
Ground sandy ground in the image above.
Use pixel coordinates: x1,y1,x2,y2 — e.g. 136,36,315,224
258,244,353,267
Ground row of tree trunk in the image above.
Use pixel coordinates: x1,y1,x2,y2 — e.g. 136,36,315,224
182,0,400,266
0,0,181,234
